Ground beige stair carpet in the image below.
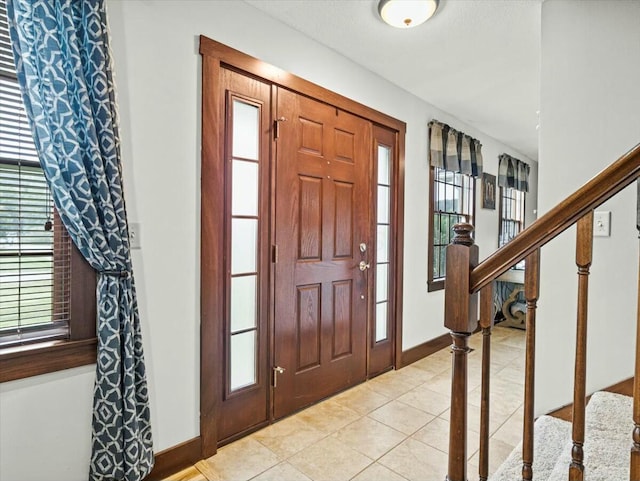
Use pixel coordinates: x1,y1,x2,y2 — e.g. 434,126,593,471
546,391,632,481
489,415,572,481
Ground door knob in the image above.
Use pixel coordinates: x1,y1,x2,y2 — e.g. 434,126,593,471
359,261,370,271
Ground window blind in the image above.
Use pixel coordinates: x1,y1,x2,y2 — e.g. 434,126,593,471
0,2,70,347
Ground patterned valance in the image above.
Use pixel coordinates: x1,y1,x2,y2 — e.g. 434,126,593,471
429,120,483,178
498,154,530,193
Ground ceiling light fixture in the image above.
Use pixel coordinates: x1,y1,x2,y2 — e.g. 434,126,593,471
378,0,439,29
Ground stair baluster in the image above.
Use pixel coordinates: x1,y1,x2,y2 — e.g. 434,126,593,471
444,144,639,481
445,223,479,481
632,180,640,480
522,249,541,480
478,283,494,481
569,211,594,481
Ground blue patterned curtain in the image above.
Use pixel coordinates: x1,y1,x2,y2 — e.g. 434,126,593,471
6,1,154,480
498,153,530,193
429,120,483,177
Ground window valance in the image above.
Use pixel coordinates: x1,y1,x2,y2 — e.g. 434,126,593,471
498,153,530,193
429,120,483,178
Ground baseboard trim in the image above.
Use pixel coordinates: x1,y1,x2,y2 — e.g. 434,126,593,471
399,333,451,368
547,376,634,423
145,436,202,481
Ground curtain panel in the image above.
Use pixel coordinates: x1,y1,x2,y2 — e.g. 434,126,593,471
498,153,530,193
6,1,154,480
429,120,483,177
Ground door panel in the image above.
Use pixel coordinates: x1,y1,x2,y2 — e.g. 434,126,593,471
216,68,271,442
273,89,371,418
299,176,322,260
296,283,321,370
368,125,397,376
334,181,354,258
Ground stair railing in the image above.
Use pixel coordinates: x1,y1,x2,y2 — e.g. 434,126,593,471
632,180,640,481
444,143,640,481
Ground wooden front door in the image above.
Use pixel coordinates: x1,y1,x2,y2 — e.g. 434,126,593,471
273,88,372,418
200,37,406,455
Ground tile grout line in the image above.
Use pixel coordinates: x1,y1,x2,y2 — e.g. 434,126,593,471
186,327,526,481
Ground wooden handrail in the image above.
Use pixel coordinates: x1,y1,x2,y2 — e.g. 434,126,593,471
445,144,640,481
470,143,640,293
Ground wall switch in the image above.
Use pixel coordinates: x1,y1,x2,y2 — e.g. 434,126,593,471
593,211,611,237
129,222,142,249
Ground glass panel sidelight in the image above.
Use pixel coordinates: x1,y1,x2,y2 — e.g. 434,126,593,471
230,275,257,333
231,218,257,275
230,331,257,390
378,145,390,186
232,100,259,160
376,263,388,303
229,97,261,392
375,302,388,343
232,160,259,216
376,225,389,263
377,186,390,224
375,144,392,343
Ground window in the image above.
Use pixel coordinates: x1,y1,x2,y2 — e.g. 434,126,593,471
0,1,95,382
497,153,528,254
375,142,392,343
499,186,525,269
227,96,262,393
427,166,475,291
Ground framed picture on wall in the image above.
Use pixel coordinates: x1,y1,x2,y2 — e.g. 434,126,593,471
482,173,496,210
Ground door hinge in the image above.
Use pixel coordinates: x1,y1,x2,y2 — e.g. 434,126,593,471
274,116,287,140
272,244,278,263
272,366,285,387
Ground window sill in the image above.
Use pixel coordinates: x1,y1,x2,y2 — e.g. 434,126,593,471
0,337,97,383
427,279,445,292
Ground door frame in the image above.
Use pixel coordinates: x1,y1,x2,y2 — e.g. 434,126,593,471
199,36,406,458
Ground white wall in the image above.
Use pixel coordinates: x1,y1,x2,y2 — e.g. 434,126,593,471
0,2,536,479
535,0,640,415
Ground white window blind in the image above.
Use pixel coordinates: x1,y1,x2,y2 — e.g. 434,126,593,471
0,2,70,347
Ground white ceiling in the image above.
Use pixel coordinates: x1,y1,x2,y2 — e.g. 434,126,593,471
244,0,541,161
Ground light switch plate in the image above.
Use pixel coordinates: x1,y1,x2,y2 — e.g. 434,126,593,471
593,211,611,237
129,222,142,249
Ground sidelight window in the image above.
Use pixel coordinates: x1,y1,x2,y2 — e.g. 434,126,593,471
228,98,261,391
375,144,392,343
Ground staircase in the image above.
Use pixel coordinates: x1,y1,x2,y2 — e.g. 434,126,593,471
442,143,640,481
491,392,632,481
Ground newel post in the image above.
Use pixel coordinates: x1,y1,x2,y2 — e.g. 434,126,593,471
445,223,479,481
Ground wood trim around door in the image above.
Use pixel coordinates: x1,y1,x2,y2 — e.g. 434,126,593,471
199,37,405,134
199,36,406,459
200,53,223,459
393,127,405,370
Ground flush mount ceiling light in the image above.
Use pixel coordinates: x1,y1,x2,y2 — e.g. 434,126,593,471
378,0,439,29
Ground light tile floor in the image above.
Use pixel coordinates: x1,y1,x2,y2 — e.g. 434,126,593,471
168,326,526,481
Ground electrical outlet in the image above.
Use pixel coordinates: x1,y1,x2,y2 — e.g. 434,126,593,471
593,211,611,237
129,222,142,249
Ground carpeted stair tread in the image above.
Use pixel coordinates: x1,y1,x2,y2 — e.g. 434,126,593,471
546,391,632,481
489,415,572,481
